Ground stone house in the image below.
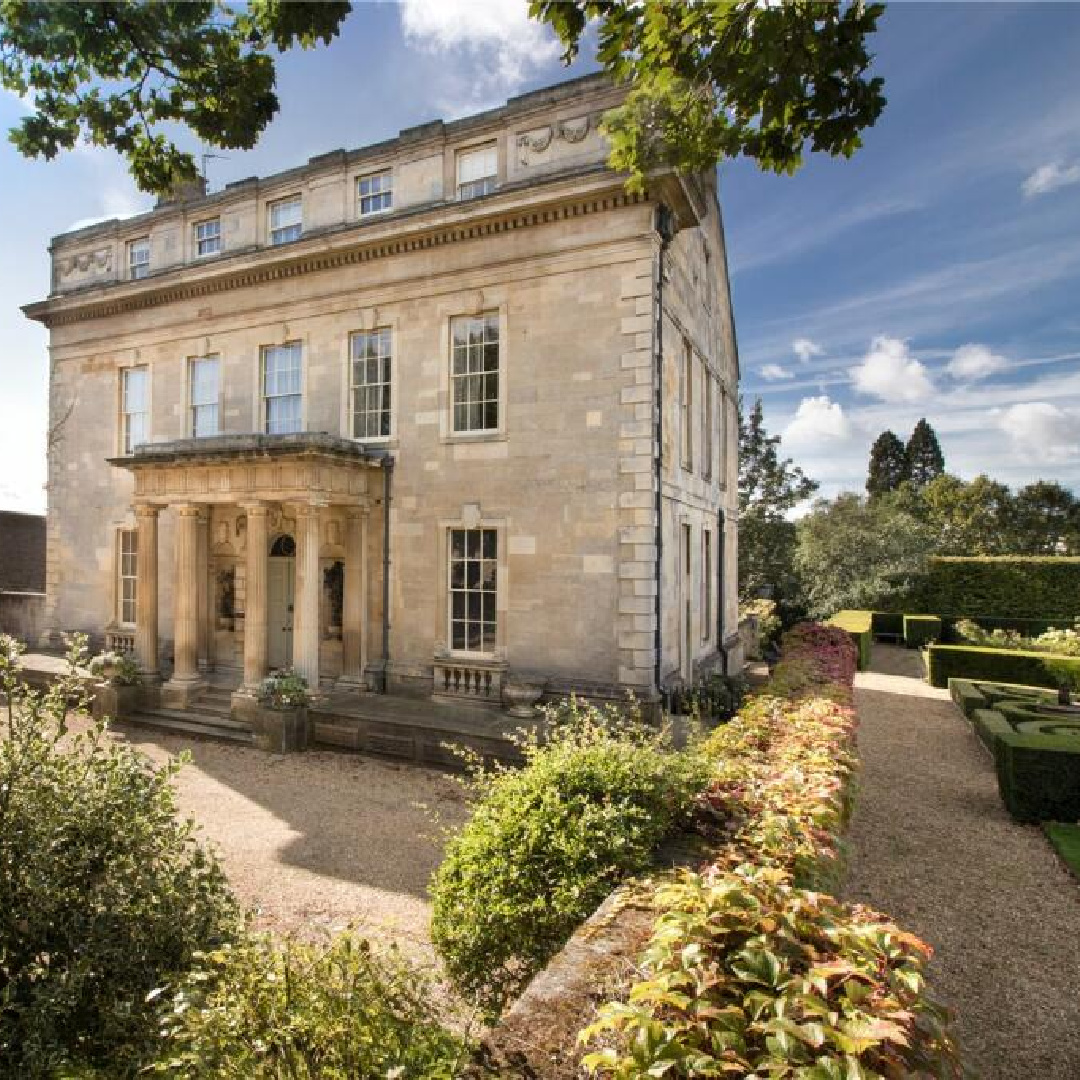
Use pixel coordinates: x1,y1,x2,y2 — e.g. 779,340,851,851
23,73,741,729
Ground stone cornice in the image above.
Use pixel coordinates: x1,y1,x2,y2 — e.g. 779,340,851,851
25,173,651,329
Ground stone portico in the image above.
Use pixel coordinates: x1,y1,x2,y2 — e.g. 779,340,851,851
110,434,382,719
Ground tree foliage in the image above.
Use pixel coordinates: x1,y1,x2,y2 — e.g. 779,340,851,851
865,429,907,498
531,0,887,189
920,473,1015,555
794,492,935,618
0,634,240,1075
904,417,945,488
1010,480,1080,555
0,0,350,193
737,398,818,604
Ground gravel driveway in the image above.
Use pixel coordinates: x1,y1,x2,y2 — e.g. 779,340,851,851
102,721,469,959
843,645,1080,1079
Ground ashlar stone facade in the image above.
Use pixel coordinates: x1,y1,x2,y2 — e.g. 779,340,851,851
25,73,742,720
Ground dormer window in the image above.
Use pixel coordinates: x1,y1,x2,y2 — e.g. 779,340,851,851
127,238,150,280
268,195,302,245
194,217,221,257
358,171,392,216
456,144,497,200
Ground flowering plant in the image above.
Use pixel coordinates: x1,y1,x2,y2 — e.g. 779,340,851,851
257,668,309,708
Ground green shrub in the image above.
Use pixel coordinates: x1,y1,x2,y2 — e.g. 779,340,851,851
948,678,1055,719
870,610,904,639
148,934,469,1078
926,644,1080,690
824,610,872,670
430,699,709,1015
0,634,241,1077
580,866,963,1080
974,708,1080,822
944,614,1058,641
903,613,942,647
925,556,1080,620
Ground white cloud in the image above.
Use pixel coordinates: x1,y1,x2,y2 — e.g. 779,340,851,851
760,363,792,381
399,0,562,110
946,343,1008,381
782,395,852,448
1021,161,1080,198
997,402,1080,463
792,338,822,363
850,336,935,403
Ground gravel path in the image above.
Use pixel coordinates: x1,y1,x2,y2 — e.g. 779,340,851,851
843,645,1080,1079
98,719,469,959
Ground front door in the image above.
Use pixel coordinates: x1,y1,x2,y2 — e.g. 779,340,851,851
267,555,295,669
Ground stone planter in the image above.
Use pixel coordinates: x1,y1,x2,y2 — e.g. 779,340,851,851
92,682,140,721
503,681,544,719
251,703,308,753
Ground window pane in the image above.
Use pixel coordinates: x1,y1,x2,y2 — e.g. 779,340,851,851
457,144,497,184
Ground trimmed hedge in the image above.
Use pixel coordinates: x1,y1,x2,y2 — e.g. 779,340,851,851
972,707,1080,822
870,611,904,639
825,609,872,671
948,678,1055,719
925,557,1080,621
927,644,1080,690
578,625,964,1078
904,613,942,647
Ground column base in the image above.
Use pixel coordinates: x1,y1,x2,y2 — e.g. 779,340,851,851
161,677,207,710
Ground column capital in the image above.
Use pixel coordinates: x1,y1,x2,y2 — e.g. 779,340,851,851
239,500,270,517
174,503,202,518
134,503,160,519
296,500,328,518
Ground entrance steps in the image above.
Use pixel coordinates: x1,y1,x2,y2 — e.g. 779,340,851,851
125,685,253,745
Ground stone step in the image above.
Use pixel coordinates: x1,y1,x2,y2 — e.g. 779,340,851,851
125,709,254,744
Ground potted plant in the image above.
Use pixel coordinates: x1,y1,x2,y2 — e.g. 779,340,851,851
253,668,310,752
90,650,142,720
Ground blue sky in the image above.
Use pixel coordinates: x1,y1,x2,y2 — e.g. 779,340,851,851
1,1,1078,515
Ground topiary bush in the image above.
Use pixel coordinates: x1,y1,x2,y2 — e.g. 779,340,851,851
147,933,469,1078
903,613,942,647
429,699,709,1015
0,634,241,1076
927,644,1080,690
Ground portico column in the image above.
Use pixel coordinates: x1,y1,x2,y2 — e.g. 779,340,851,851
293,501,324,693
196,507,210,671
341,506,369,687
242,501,269,689
134,504,159,677
169,503,202,691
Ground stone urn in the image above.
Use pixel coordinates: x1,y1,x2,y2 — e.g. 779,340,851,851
503,681,544,719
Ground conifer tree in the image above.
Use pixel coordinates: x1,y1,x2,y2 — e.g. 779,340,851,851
905,419,945,488
866,430,908,498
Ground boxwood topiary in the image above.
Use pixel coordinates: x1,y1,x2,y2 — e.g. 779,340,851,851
429,700,708,1016
926,645,1080,690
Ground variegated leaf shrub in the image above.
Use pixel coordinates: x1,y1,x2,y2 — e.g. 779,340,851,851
579,624,965,1079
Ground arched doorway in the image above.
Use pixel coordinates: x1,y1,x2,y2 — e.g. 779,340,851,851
267,533,295,669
